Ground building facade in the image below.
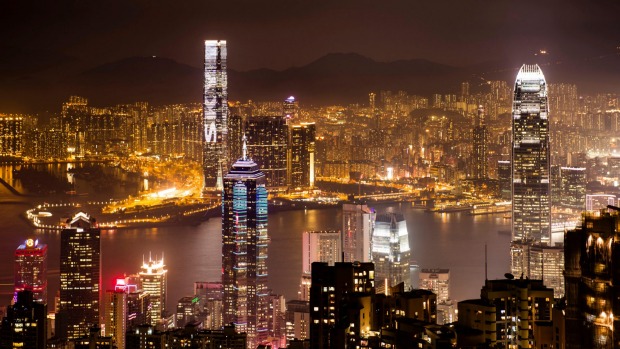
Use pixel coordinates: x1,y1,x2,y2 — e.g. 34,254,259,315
57,212,101,340
472,105,488,179
511,64,552,277
290,123,316,188
342,202,375,263
245,115,289,190
203,40,228,192
565,209,620,349
222,141,269,348
14,238,47,304
139,255,167,326
372,213,411,290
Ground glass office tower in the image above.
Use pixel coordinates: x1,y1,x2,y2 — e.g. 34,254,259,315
510,64,551,277
222,139,269,348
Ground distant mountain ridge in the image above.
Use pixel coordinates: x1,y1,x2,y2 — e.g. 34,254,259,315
0,52,618,113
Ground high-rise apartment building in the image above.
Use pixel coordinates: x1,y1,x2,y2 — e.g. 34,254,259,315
245,115,289,190
222,139,269,348
0,290,47,349
14,238,47,304
472,105,488,179
203,40,228,192
138,255,167,326
511,64,551,277
61,96,89,157
565,208,620,349
458,278,554,349
342,202,375,263
290,123,315,188
104,280,128,349
0,115,24,157
56,212,101,340
372,213,411,290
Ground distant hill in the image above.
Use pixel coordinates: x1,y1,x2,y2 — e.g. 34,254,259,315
0,52,618,113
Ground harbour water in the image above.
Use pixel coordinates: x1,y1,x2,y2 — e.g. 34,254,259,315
0,164,512,311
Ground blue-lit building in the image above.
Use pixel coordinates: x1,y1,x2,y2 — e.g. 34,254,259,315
221,138,269,348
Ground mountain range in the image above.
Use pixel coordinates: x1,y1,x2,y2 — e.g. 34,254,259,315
0,52,618,114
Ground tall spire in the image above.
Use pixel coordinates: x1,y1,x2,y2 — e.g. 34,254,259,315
242,134,248,161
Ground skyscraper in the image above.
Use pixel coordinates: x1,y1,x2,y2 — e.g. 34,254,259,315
245,115,289,190
372,213,411,290
203,40,228,192
14,238,47,304
511,64,551,277
283,96,298,120
222,138,269,348
104,280,128,349
290,123,316,188
0,115,24,157
56,212,101,340
138,255,167,326
342,202,375,263
472,105,488,179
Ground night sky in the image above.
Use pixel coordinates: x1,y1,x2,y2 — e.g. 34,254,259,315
1,0,619,112
3,0,619,71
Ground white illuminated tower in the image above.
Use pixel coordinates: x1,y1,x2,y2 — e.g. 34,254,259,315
222,137,269,348
138,254,167,326
299,230,342,300
372,213,411,290
511,64,551,278
203,40,228,192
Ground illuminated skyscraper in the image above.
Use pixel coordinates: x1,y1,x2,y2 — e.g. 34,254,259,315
222,138,269,348
511,64,551,277
342,202,375,263
290,123,316,188
283,96,298,120
138,255,167,326
560,167,586,210
14,238,47,304
472,105,488,179
372,213,411,290
56,212,100,340
104,280,128,349
0,115,24,157
245,116,289,190
497,160,511,200
203,40,228,192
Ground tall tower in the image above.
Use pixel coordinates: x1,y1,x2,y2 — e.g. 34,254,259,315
104,280,128,349
56,212,100,340
472,105,488,179
138,254,167,326
290,123,316,188
299,230,342,301
222,138,269,348
14,238,47,304
372,213,411,290
203,40,228,192
511,64,551,278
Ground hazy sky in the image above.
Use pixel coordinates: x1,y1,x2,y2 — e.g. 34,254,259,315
2,0,619,71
